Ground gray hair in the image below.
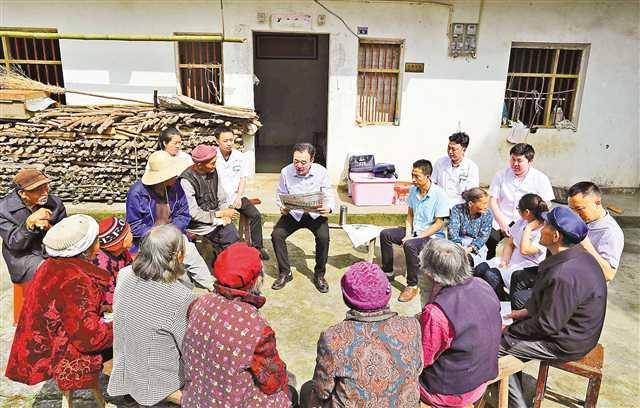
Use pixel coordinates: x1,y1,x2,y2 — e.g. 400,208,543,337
132,225,186,283
248,272,265,296
419,238,472,287
461,187,488,204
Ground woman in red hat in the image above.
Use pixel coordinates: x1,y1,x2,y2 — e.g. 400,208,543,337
181,242,295,408
92,216,134,310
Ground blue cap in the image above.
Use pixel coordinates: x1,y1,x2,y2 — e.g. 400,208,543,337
541,207,588,244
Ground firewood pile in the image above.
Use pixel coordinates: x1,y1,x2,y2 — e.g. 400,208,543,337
0,96,261,204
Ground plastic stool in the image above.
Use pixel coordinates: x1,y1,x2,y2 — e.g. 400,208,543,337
13,282,30,325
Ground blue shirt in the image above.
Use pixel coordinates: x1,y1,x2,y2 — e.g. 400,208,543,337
448,203,493,250
407,183,449,237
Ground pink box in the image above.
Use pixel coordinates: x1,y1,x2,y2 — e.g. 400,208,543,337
349,172,397,206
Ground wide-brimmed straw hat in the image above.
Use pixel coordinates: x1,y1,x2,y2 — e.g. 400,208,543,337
142,150,193,185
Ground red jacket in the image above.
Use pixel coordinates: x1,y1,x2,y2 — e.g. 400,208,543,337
5,257,113,390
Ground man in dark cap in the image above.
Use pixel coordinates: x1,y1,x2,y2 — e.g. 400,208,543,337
0,168,66,284
0,167,66,324
501,206,607,408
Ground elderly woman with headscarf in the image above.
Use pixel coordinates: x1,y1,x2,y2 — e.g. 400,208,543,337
107,224,197,406
418,239,501,407
181,242,293,408
300,261,423,408
92,216,134,310
5,214,113,392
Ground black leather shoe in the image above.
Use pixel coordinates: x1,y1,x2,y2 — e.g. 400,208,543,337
258,248,270,261
313,276,329,293
272,273,293,290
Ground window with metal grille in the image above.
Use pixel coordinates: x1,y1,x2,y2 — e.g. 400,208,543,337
176,34,223,104
503,44,587,128
0,27,66,104
357,40,403,125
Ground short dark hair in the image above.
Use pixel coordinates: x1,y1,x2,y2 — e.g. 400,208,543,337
157,127,181,151
412,159,433,177
214,125,234,139
518,193,548,221
293,143,315,160
568,181,601,198
449,132,470,149
509,143,535,161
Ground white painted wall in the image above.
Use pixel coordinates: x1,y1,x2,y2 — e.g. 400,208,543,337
2,0,638,188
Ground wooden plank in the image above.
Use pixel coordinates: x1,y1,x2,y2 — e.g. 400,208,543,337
1,36,10,68
508,72,578,79
543,49,560,126
0,58,62,65
358,68,400,74
0,89,48,100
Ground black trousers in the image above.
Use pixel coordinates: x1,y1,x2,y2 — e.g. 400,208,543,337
237,197,264,249
510,266,539,310
499,337,563,408
485,227,505,260
380,227,430,287
474,261,508,301
204,223,240,250
271,213,330,278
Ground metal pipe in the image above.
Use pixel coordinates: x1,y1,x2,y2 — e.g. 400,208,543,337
0,31,245,43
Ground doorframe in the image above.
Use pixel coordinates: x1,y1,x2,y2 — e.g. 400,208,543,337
251,30,331,169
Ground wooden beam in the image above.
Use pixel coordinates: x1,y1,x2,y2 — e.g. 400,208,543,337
358,68,400,74
177,63,222,69
508,72,578,79
0,59,62,65
543,49,560,126
0,31,245,43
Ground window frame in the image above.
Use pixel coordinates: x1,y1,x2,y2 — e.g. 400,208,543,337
1,26,66,103
174,32,224,105
502,42,590,129
357,38,405,126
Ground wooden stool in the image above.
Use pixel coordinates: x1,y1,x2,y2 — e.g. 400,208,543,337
62,389,105,408
476,355,536,408
238,198,261,246
533,343,604,408
12,281,30,325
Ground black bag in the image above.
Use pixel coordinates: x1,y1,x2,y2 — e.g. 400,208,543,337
349,155,375,173
373,163,397,178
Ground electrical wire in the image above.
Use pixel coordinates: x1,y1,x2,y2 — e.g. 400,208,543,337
313,0,360,39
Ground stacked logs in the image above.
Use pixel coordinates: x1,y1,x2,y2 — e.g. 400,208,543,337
0,102,261,204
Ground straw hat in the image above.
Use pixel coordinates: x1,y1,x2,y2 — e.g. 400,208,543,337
142,150,193,185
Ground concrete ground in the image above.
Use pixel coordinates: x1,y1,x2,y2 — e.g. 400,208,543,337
1,175,638,407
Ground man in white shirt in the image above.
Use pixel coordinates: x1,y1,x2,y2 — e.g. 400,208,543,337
272,143,335,293
487,143,554,259
432,132,480,208
568,181,625,282
215,126,269,260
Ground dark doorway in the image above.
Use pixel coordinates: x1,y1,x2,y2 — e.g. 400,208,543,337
253,32,329,172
